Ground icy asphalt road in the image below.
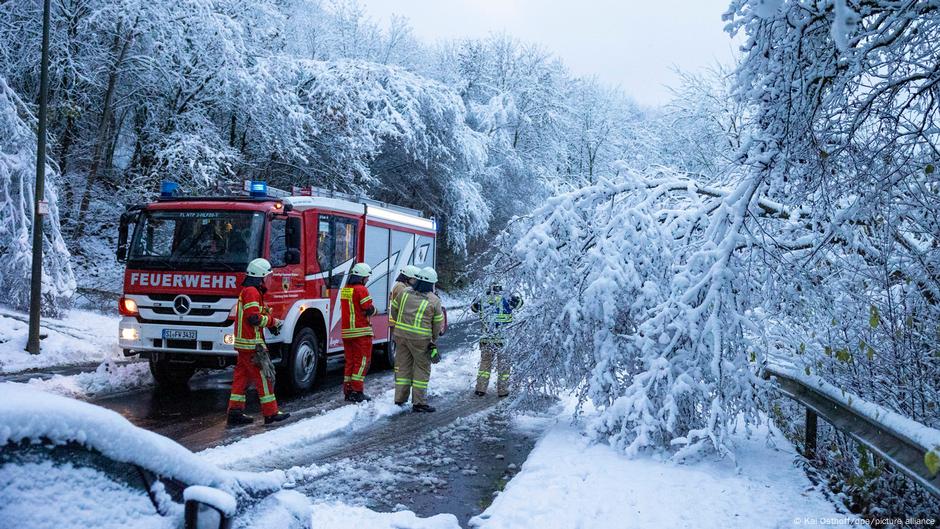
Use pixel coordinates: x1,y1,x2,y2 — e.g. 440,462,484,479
88,321,477,451
80,320,553,526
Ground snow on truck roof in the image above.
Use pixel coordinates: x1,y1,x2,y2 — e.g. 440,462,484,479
0,383,237,493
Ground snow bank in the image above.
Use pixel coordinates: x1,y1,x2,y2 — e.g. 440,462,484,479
0,307,120,373
201,400,408,467
0,383,238,492
310,502,460,529
24,359,153,398
234,490,312,529
472,420,850,528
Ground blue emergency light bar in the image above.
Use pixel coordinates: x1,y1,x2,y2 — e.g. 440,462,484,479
249,181,268,198
160,181,179,198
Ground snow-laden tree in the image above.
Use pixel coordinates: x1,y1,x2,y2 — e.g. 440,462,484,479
724,0,940,425
280,59,490,251
0,78,76,316
501,0,940,460
499,168,770,459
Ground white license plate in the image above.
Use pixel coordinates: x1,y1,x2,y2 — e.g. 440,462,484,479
162,329,197,341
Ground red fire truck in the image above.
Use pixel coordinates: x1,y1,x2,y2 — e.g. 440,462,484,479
116,182,440,392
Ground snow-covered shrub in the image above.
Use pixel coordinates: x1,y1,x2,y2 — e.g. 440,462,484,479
0,78,76,316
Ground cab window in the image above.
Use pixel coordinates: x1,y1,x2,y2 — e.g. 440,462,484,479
269,217,288,268
317,215,358,286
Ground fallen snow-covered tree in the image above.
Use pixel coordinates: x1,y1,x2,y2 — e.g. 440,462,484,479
0,77,76,316
497,169,770,460
499,0,940,463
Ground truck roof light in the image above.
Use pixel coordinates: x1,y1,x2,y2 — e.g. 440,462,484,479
249,181,268,198
160,181,179,199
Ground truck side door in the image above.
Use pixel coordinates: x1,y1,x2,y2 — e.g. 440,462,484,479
265,213,305,321
315,214,360,352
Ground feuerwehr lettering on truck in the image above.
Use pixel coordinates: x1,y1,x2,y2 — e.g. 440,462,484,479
128,272,237,290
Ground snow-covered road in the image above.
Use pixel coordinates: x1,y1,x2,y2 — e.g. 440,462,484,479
4,311,859,528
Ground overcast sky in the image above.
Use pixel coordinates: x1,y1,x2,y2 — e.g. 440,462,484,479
357,0,739,107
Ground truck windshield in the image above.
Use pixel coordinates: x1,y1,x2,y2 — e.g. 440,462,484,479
127,210,264,271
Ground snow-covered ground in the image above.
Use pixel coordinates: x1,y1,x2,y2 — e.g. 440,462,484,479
23,359,153,398
471,417,852,528
0,306,121,373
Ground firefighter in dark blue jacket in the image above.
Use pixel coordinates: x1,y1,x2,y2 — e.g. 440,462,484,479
471,283,523,397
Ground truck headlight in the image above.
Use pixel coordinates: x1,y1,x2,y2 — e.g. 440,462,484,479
121,327,139,341
223,334,235,345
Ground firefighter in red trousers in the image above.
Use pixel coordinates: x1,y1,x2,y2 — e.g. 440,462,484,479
227,258,291,426
342,263,377,402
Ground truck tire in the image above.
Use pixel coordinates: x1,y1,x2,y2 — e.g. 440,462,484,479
282,327,324,394
148,357,195,388
375,339,396,370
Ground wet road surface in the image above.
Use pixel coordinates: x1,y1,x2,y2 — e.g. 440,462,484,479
90,321,477,451
9,317,555,527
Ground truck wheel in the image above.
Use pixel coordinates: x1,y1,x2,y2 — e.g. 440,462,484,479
284,327,323,393
148,357,195,388
376,339,396,370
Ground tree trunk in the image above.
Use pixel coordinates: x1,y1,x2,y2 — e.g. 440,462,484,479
72,19,135,241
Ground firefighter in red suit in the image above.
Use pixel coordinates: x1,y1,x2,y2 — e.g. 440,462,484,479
342,263,376,402
227,258,291,426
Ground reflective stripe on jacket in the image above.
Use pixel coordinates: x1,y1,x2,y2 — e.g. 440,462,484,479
390,288,444,342
389,281,409,326
234,286,273,350
470,294,523,344
341,283,375,338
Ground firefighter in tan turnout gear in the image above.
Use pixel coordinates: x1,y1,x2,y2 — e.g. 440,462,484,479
472,283,523,398
390,267,445,412
390,264,420,306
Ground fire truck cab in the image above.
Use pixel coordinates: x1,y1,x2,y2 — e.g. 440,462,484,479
116,182,440,392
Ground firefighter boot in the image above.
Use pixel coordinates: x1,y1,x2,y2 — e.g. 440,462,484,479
264,411,290,425
413,403,436,413
346,391,372,403
227,410,254,426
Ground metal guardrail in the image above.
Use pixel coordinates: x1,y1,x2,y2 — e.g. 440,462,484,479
766,365,940,498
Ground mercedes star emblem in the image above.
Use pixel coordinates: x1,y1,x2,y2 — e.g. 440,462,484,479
172,294,192,316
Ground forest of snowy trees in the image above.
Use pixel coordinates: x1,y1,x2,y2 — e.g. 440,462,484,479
0,0,937,517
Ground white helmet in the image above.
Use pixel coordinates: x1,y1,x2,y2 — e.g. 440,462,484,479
401,265,420,279
351,262,372,278
247,258,273,278
416,267,438,284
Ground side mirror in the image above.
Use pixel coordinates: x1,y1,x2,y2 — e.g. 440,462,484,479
183,486,235,529
284,248,301,265
116,209,141,263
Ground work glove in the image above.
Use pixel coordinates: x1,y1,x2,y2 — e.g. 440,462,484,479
254,344,277,383
428,343,441,364
270,318,283,336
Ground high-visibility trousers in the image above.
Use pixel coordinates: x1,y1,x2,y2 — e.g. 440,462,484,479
476,342,510,396
393,335,431,405
228,348,278,417
343,336,373,393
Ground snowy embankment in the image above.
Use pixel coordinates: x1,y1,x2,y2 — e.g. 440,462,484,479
0,306,121,373
0,306,153,398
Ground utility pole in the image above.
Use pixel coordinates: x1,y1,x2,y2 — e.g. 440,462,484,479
26,0,52,355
